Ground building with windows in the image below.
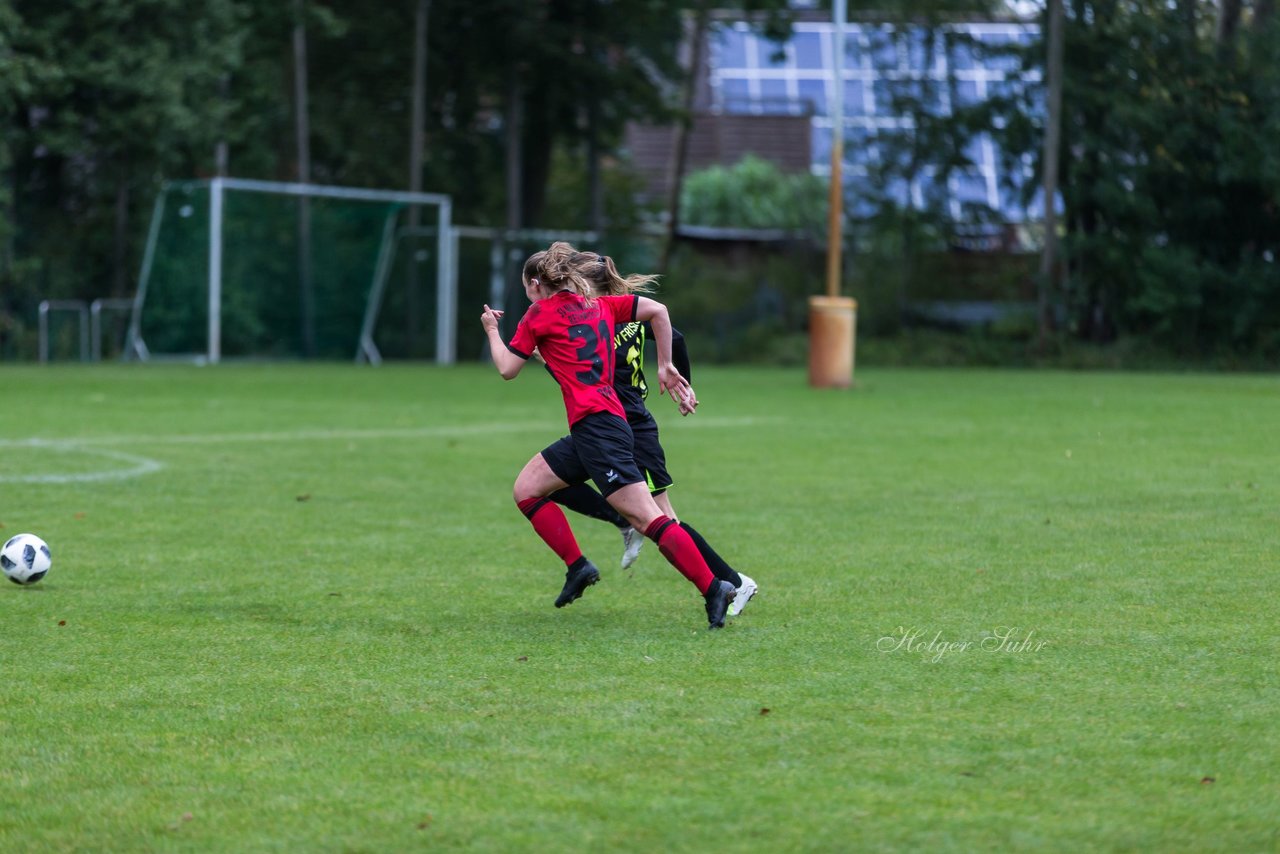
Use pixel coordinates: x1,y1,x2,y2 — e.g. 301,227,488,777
625,10,1041,225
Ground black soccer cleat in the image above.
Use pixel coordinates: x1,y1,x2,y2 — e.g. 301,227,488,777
555,559,600,608
703,579,736,629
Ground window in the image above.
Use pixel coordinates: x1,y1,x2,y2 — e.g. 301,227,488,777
715,26,749,69
719,77,751,112
705,19,1041,220
793,31,826,70
798,79,828,116
843,80,869,115
759,78,791,113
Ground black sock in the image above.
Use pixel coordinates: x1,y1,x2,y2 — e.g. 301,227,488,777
679,521,742,587
551,483,629,529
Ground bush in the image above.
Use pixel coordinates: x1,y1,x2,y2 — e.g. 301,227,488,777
680,155,827,234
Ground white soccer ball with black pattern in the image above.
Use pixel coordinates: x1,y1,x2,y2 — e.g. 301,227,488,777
2,533,51,585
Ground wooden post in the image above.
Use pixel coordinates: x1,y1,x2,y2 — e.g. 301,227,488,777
809,0,856,388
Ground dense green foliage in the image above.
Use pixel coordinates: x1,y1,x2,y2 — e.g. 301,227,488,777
3,364,1278,848
680,154,828,234
672,3,1280,365
951,2,1279,359
2,1,1278,364
0,0,789,358
1044,1,1280,358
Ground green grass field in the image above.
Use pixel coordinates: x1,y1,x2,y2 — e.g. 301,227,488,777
1,364,1277,851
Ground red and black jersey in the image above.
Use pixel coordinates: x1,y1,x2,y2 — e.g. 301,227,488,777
507,291,638,427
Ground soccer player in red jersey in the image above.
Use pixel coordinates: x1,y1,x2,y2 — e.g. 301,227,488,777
543,252,758,617
480,242,736,629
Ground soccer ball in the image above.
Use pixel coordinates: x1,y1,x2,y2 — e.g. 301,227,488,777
2,533,51,585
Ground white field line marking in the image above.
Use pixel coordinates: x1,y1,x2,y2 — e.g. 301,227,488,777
0,416,774,484
0,441,164,484
0,422,561,449
0,416,771,448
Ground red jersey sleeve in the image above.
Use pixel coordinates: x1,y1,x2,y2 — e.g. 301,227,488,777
597,294,638,328
506,305,539,359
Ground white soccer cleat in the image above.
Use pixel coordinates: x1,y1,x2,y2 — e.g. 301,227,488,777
620,527,644,569
727,574,757,617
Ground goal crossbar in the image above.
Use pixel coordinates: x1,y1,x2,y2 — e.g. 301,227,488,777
126,177,455,365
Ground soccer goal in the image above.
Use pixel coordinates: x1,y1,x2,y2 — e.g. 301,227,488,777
125,178,454,364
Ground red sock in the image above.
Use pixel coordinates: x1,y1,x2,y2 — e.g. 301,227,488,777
644,516,715,594
517,498,583,567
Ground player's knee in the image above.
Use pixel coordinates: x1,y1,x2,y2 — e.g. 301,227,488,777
625,504,662,535
512,476,537,504
642,514,680,543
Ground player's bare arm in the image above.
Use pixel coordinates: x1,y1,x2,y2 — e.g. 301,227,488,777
481,305,525,380
634,297,693,407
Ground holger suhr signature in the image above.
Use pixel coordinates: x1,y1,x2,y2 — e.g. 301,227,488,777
877,626,1049,662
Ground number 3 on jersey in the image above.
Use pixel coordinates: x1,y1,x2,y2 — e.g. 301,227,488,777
569,321,610,385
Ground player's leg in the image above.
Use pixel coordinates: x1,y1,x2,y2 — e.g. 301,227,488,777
551,482,629,528
513,450,599,608
546,433,629,531
617,414,676,570
575,412,734,628
655,491,756,615
603,484,707,589
641,420,757,615
678,518,757,616
605,484,734,628
549,479,642,571
655,488,741,584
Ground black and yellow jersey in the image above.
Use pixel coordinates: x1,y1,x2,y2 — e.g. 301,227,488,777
612,321,691,421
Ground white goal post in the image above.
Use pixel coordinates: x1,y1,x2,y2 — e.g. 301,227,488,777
125,177,455,365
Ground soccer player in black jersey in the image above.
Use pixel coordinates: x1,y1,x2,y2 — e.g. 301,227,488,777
544,252,758,617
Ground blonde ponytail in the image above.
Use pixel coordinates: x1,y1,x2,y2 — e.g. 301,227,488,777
566,252,659,296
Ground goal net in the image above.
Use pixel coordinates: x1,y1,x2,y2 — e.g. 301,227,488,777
125,178,454,364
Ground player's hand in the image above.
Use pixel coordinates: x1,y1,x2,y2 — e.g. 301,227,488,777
481,304,504,333
657,363,692,405
676,384,698,416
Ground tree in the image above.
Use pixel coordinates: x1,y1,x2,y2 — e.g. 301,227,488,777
1037,0,1063,350
4,0,246,301
852,9,1006,320
1011,0,1280,355
293,0,315,356
405,0,430,354
660,0,710,272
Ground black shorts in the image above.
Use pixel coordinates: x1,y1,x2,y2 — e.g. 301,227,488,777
540,411,644,498
628,410,673,494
